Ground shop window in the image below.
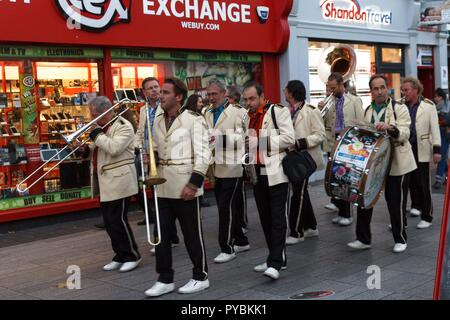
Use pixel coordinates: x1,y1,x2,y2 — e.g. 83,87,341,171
35,61,98,194
0,61,27,199
112,58,261,107
1,60,99,200
382,48,402,64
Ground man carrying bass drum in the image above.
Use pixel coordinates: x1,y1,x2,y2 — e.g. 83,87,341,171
347,74,416,253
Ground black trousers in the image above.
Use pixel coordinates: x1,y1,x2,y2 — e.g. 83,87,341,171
253,168,288,271
235,179,248,229
214,177,249,253
407,144,433,222
155,197,208,284
356,175,409,245
288,180,317,238
327,151,351,218
151,186,179,245
100,197,141,262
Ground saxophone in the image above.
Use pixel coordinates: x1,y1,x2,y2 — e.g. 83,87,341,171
241,113,258,185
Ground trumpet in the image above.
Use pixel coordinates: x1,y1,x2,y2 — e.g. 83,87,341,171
139,101,166,247
241,113,258,185
16,98,131,193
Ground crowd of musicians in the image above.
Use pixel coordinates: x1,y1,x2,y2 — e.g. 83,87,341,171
78,72,442,297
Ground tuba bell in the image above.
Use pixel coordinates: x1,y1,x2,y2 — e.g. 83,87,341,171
318,44,357,83
317,44,357,118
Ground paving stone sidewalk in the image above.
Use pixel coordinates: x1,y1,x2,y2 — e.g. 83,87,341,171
0,181,446,300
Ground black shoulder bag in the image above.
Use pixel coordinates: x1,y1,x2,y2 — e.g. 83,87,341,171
271,106,317,185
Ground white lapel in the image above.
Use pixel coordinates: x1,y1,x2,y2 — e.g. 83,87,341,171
214,105,229,129
415,100,425,122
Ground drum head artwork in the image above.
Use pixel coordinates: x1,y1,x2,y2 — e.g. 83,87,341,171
362,137,392,208
325,126,391,208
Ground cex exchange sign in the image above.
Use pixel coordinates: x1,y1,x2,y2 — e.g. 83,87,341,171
55,0,270,32
55,0,131,32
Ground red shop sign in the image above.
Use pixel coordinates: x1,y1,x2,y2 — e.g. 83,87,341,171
1,0,292,53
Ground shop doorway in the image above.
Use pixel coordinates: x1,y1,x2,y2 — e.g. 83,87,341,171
418,68,435,100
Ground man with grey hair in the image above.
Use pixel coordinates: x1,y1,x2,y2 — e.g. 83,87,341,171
80,96,141,272
401,77,441,230
205,78,250,264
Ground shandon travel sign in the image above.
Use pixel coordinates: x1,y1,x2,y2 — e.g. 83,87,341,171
320,0,393,26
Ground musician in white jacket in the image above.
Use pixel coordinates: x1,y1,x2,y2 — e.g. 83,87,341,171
348,75,416,253
283,80,325,245
401,77,441,229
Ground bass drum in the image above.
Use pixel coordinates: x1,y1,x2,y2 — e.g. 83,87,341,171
325,126,392,209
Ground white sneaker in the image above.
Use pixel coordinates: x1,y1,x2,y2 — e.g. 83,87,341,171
102,261,122,271
347,240,371,250
332,216,343,224
263,267,279,280
233,244,250,253
213,252,236,263
410,208,421,217
303,228,319,238
417,220,432,229
119,259,142,272
145,281,175,297
178,279,210,294
325,203,338,211
286,236,305,245
253,262,287,272
338,218,353,226
393,243,407,253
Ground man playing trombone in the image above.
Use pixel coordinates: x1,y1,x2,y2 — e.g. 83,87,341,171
79,96,142,273
135,77,162,226
145,78,211,297
135,77,179,251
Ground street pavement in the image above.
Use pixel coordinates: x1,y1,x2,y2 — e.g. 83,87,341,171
0,179,446,300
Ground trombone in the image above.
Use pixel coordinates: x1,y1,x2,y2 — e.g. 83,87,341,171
319,93,335,118
139,101,166,247
16,98,132,193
